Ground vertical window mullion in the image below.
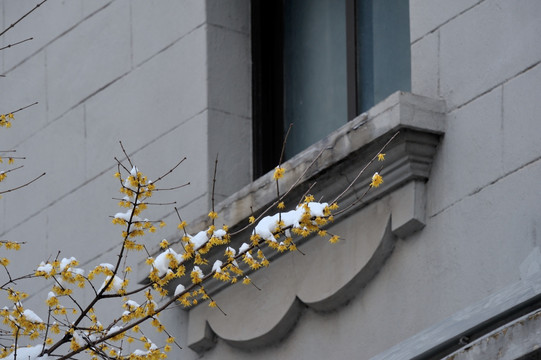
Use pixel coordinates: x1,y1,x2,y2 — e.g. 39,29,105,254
346,0,358,120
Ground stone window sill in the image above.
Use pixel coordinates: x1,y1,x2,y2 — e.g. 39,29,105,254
183,91,446,352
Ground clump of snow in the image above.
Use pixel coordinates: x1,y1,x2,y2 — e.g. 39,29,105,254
252,202,329,243
114,209,141,222
188,230,208,249
186,227,228,251
23,309,43,323
153,249,183,277
98,275,123,293
36,262,53,274
107,326,123,336
59,257,76,272
4,345,47,360
238,243,250,254
132,341,157,356
225,246,236,256
72,331,86,348
174,284,185,297
99,263,115,271
124,300,140,310
192,266,204,278
212,260,223,273
213,229,227,238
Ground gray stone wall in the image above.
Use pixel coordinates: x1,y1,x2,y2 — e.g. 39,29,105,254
0,1,249,356
1,0,541,359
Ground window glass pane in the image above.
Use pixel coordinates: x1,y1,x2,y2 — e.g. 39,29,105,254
284,0,348,159
357,0,411,112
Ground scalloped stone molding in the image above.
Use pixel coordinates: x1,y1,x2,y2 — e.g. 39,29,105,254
184,92,446,353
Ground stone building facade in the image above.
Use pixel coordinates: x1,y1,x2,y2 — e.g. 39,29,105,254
1,1,541,359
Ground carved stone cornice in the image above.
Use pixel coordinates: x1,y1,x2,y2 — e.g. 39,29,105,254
182,92,446,353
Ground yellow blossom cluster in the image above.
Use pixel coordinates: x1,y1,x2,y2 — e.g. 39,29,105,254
0,113,14,128
273,166,285,180
0,294,45,344
176,287,212,308
112,167,160,242
370,172,384,188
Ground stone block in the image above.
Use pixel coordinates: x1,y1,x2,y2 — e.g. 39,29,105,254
131,0,206,66
0,206,49,275
411,30,439,99
409,0,479,42
82,0,114,18
3,106,85,227
427,86,504,216
44,171,123,263
2,0,84,71
502,62,541,173
440,0,541,109
0,50,48,146
207,25,251,118
390,180,426,238
83,27,208,177
207,0,250,34
46,0,131,121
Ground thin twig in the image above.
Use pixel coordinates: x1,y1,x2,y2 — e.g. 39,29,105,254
331,131,399,204
151,157,186,184
118,141,133,169
211,154,218,225
114,158,130,173
152,182,190,192
0,37,33,51
0,0,48,37
0,172,45,195
3,102,39,116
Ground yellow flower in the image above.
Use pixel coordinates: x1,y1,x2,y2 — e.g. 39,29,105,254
370,172,383,188
273,166,285,180
277,202,285,209
159,239,169,249
329,235,340,244
178,221,187,230
208,211,218,219
248,216,255,224
377,153,385,161
159,220,166,228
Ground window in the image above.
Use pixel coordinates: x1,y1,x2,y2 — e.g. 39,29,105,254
252,0,410,178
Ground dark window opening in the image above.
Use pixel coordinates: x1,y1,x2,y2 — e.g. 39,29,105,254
252,0,410,178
